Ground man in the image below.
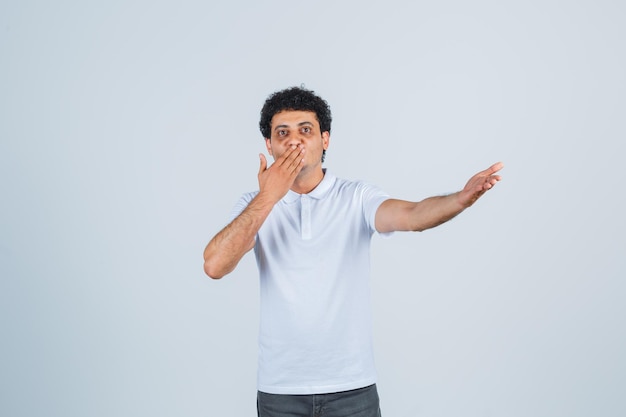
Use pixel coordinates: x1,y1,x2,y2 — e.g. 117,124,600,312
203,86,503,417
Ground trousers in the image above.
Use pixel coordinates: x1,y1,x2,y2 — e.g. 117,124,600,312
257,384,382,417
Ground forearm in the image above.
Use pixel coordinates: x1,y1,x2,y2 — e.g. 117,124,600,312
408,193,466,231
394,162,503,231
377,194,465,233
203,193,275,279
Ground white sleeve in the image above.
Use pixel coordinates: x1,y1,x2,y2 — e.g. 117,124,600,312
360,182,393,237
228,191,258,222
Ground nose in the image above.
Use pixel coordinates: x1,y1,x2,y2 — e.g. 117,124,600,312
287,136,304,148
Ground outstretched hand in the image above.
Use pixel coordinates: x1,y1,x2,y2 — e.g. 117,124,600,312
457,162,504,208
258,144,305,203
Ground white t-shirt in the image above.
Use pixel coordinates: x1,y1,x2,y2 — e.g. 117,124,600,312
231,170,391,395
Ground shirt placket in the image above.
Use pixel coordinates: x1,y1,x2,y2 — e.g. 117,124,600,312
300,195,312,240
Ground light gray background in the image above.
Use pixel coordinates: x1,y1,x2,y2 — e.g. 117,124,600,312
1,1,624,416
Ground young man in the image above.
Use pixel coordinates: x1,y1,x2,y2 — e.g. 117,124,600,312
203,86,503,417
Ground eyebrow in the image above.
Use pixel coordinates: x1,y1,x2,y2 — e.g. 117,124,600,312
273,121,314,131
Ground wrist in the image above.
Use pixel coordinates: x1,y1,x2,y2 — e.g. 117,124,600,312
453,191,469,210
255,190,282,209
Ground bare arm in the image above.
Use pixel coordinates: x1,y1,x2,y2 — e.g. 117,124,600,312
376,162,503,233
203,145,305,279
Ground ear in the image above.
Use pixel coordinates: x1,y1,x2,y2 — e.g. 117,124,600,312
322,131,330,150
264,138,273,156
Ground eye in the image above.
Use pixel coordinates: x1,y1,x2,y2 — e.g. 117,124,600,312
301,126,312,134
278,129,288,137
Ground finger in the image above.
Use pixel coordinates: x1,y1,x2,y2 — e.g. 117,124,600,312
486,161,504,174
276,145,298,166
291,154,305,174
281,145,305,168
483,175,501,189
258,153,267,174
288,148,305,172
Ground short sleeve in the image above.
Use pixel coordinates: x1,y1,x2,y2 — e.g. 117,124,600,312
360,182,393,237
229,191,258,222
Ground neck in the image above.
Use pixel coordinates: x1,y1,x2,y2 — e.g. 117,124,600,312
291,166,325,194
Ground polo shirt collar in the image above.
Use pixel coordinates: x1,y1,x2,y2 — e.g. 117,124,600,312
283,169,336,203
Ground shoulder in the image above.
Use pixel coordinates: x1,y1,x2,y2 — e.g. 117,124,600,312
332,175,388,199
238,190,259,203
230,190,259,220
330,173,374,191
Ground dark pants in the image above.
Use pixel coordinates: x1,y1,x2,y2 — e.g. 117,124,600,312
257,384,382,417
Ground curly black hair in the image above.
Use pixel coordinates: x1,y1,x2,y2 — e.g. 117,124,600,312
259,86,332,162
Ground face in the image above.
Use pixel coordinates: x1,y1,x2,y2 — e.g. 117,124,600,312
265,110,330,172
